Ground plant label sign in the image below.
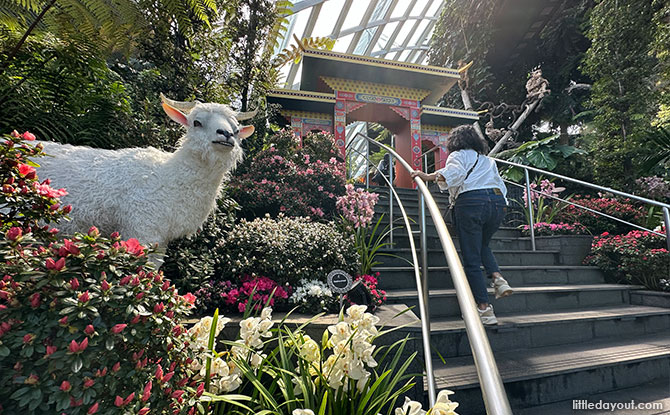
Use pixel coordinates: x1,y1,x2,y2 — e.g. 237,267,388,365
327,269,352,294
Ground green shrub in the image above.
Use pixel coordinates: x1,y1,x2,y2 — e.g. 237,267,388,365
0,132,199,414
161,195,239,294
218,215,359,287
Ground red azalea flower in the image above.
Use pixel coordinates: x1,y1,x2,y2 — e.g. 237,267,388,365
83,378,95,388
60,380,72,392
111,324,127,334
84,325,95,335
29,293,41,308
78,291,90,303
182,292,196,306
22,131,36,141
138,408,150,415
70,278,80,290
87,402,99,414
112,362,121,372
46,257,65,271
6,227,22,241
121,238,145,256
46,345,57,355
141,381,152,402
101,280,111,291
17,163,35,177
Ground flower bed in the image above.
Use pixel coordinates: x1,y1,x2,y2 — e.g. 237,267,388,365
229,130,346,220
520,222,588,236
585,228,669,290
556,196,645,235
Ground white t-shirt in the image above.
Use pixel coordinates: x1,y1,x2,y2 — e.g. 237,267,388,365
436,149,507,202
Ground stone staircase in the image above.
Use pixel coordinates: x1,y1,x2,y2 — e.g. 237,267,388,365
370,186,670,414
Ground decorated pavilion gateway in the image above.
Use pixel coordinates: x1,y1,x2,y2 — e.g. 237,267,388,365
267,48,480,188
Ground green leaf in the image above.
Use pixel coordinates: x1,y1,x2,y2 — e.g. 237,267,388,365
526,148,558,170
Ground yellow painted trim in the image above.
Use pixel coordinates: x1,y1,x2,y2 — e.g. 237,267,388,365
302,48,461,78
422,124,452,133
280,110,332,120
268,89,336,103
320,76,431,101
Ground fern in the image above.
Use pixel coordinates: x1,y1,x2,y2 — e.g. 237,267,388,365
273,36,336,68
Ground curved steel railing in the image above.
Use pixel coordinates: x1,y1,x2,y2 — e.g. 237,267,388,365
492,158,670,252
354,132,513,414
346,143,437,405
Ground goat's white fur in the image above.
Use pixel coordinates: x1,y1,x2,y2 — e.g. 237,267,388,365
35,97,254,247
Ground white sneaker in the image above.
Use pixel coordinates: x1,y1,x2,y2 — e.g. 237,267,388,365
478,305,498,325
493,276,513,299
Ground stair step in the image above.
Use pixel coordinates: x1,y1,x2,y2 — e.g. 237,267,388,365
431,332,670,413
428,305,670,357
375,265,605,290
377,249,561,267
386,284,641,316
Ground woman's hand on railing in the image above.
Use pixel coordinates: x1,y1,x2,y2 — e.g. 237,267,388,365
411,170,433,181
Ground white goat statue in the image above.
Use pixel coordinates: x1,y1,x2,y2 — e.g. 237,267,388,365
36,94,256,248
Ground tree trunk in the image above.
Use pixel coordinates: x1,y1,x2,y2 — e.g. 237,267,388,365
459,86,487,142
488,99,541,156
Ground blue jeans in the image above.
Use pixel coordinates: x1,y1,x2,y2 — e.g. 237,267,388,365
453,188,507,304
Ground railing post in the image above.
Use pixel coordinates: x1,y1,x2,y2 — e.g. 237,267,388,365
663,207,670,254
365,137,369,190
418,190,435,405
524,168,536,251
389,136,394,245
423,153,428,173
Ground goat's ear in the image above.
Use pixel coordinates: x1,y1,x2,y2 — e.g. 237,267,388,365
238,125,255,140
162,102,189,126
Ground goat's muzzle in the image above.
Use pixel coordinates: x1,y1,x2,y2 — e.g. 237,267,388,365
212,139,235,147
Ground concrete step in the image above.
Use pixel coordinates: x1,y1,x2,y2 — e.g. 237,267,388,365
516,378,670,415
388,232,535,250
428,305,670,358
431,332,670,414
376,248,561,267
385,284,640,317
375,265,605,290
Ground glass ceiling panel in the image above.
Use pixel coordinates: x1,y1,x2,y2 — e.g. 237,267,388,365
408,19,430,46
391,20,415,49
410,0,430,16
426,0,442,16
312,0,345,37
390,0,411,18
291,8,311,39
342,0,371,31
372,21,399,52
333,33,355,53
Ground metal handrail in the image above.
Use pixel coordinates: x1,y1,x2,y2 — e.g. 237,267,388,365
346,144,436,405
492,158,670,252
354,133,513,415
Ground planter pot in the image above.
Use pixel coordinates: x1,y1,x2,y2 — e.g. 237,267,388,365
631,290,670,309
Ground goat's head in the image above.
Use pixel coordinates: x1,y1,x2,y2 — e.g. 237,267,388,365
161,94,256,159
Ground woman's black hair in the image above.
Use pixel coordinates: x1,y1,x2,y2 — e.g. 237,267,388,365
446,125,489,154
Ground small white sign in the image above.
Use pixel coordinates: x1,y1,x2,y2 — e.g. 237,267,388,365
327,269,353,294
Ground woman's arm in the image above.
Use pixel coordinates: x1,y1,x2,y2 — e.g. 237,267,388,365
410,170,445,182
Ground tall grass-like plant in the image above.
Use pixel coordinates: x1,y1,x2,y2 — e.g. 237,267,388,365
513,177,571,226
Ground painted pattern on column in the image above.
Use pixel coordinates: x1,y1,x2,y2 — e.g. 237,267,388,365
410,108,422,181
334,99,346,158
291,117,303,146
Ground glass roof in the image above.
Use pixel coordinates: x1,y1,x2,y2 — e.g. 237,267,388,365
275,0,446,89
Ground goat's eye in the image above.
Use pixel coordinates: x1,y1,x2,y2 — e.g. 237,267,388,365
234,129,239,135
193,120,202,127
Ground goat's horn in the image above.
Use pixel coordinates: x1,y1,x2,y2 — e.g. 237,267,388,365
235,98,264,121
160,93,197,113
